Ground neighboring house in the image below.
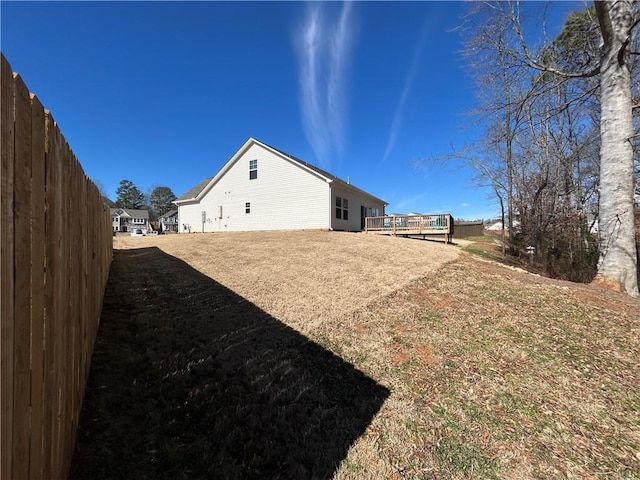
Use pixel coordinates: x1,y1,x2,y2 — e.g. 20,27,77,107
174,138,387,233
486,219,521,231
111,208,150,234
159,209,179,232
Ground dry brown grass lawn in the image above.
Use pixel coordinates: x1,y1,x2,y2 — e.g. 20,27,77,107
90,231,640,479
114,231,462,335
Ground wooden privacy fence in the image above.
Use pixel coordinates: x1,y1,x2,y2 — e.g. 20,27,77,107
452,221,484,239
1,54,113,480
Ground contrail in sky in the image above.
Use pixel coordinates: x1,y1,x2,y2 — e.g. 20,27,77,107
296,2,353,168
393,192,427,211
380,20,431,166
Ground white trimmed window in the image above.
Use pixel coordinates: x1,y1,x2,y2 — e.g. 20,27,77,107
245,202,251,214
336,196,349,220
249,159,257,180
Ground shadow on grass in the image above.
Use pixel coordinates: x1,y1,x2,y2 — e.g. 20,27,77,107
69,247,389,480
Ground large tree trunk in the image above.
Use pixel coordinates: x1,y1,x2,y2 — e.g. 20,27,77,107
593,0,639,297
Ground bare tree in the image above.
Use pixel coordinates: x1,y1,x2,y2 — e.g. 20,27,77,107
460,3,535,252
591,0,638,295
462,1,638,296
92,178,108,197
514,0,638,295
513,75,600,281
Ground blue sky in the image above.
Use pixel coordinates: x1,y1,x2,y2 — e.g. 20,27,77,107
1,1,577,219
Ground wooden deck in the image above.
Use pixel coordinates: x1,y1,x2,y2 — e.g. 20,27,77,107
364,214,454,243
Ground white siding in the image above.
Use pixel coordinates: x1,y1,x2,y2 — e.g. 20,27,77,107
177,201,204,233
179,143,330,232
331,185,386,231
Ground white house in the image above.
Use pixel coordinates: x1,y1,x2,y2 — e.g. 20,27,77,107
174,138,387,233
110,208,150,234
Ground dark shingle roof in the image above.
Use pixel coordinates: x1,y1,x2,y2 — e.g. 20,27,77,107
110,208,149,218
259,139,386,205
261,141,339,182
174,138,387,206
160,209,178,218
175,177,213,202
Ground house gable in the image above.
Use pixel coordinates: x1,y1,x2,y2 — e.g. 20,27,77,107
175,138,386,232
175,138,334,206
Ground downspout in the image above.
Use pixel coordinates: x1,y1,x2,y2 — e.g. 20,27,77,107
327,179,334,230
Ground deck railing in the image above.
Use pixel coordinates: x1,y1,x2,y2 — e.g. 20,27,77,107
365,214,453,243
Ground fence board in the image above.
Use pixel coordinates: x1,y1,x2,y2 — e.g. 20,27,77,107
29,93,46,480
69,157,78,473
0,53,113,480
1,53,16,480
11,72,33,480
80,177,88,384
52,125,64,478
60,137,69,476
42,110,56,479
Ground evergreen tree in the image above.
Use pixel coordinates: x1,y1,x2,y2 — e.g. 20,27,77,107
149,185,177,219
115,179,146,209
